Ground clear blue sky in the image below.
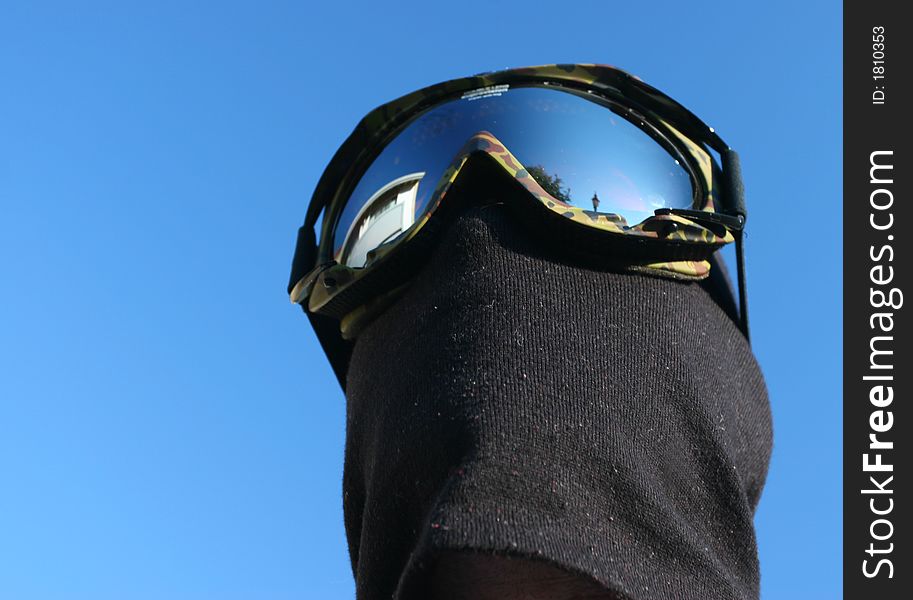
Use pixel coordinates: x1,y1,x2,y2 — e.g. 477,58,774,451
0,2,841,598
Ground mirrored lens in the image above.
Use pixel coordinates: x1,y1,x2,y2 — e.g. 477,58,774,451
334,86,695,267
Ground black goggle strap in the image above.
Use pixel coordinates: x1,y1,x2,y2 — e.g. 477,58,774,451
306,307,354,391
721,148,750,343
288,224,317,297
288,176,340,296
289,214,354,391
735,228,750,343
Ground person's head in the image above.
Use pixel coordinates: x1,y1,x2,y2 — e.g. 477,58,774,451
288,65,770,600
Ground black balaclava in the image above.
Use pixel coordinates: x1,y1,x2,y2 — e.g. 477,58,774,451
339,184,772,599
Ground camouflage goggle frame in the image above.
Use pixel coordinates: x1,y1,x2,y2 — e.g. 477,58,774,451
289,64,750,387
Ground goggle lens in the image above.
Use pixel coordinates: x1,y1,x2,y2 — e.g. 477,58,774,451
333,86,698,268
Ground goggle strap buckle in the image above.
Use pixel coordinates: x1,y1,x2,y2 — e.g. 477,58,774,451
653,207,744,232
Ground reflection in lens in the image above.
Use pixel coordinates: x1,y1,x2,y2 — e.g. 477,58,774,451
338,172,424,268
334,86,695,266
526,164,572,205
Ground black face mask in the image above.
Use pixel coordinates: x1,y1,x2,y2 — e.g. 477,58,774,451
338,187,772,600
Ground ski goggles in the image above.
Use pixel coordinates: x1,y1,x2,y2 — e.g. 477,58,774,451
289,64,749,383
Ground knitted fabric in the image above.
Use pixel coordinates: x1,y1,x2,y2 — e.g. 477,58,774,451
342,204,772,600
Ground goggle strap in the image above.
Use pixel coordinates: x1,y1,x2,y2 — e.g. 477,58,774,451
288,225,317,296
721,149,746,218
306,308,353,391
735,229,750,342
721,148,750,341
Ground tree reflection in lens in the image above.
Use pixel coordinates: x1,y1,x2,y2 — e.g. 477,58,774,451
526,164,572,205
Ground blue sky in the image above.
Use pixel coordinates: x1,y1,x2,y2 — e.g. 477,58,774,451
0,2,841,598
